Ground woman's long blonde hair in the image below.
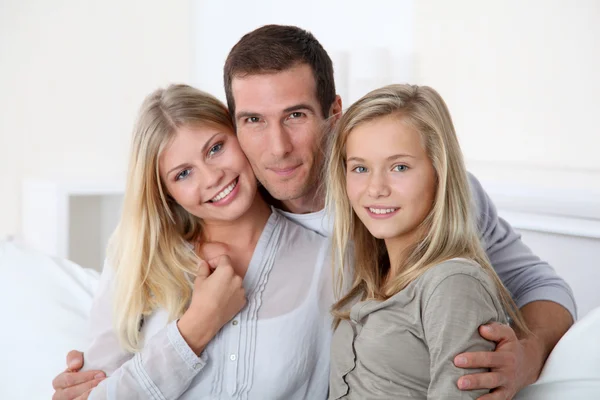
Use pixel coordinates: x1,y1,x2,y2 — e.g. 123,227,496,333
326,84,528,334
108,84,234,352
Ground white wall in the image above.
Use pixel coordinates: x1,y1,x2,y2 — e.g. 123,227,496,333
0,0,193,239
413,0,600,316
414,0,600,191
192,0,415,105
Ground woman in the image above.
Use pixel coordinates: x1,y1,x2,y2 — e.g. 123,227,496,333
326,84,529,399
82,84,333,399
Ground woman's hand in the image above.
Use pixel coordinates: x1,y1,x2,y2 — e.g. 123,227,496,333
177,255,246,354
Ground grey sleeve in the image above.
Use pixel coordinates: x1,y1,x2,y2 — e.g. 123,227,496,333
468,172,577,319
423,274,500,400
88,321,206,400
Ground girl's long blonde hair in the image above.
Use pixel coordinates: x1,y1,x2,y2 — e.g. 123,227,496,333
326,84,528,334
108,84,234,352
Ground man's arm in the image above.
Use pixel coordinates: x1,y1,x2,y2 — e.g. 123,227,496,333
455,173,576,399
52,351,105,400
468,173,576,318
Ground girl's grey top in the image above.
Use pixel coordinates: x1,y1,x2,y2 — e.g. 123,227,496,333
329,258,509,400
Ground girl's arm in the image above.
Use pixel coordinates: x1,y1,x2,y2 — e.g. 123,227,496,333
422,271,504,400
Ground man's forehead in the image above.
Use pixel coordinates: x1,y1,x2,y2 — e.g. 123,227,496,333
231,66,319,114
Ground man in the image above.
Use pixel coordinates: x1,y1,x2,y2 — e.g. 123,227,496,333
53,25,576,400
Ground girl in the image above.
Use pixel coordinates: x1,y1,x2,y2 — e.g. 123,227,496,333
326,84,529,399
82,84,333,399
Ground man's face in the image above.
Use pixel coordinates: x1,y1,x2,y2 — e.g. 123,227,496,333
231,64,328,207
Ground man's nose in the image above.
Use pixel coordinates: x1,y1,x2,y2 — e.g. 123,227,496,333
268,123,293,158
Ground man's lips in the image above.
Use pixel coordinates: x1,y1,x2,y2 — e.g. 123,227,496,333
267,164,301,176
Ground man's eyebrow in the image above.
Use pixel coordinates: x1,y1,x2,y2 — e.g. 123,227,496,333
283,103,316,114
235,111,261,121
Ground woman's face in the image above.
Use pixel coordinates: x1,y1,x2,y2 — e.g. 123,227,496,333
345,115,437,246
159,124,258,224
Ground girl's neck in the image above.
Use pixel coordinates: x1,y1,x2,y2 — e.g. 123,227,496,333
384,228,424,279
203,191,272,250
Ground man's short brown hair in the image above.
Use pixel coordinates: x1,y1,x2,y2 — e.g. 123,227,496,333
224,24,336,119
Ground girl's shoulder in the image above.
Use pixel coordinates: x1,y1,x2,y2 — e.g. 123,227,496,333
415,257,499,299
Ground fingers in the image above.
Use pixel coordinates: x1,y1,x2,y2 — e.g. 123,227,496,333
457,372,506,391
479,323,517,343
454,351,507,369
74,387,94,400
195,260,211,280
53,370,105,390
66,350,84,372
208,254,232,269
476,390,511,400
60,378,106,400
53,377,104,400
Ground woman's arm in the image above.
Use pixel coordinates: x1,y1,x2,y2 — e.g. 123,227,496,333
422,271,504,400
80,263,206,400
86,256,246,400
87,321,207,400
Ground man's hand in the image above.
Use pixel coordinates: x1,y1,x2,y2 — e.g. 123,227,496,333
52,350,105,400
453,323,542,400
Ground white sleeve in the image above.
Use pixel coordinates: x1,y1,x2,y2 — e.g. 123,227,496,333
83,263,206,399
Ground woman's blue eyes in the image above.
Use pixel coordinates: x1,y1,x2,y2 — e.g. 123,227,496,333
352,166,368,173
208,143,223,156
176,169,191,181
175,142,224,181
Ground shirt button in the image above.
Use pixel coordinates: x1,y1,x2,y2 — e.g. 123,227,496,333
193,362,201,369
232,320,238,325
230,354,237,361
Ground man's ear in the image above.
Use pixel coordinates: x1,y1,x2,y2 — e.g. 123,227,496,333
329,95,343,122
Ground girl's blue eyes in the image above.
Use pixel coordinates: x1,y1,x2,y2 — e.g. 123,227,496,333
350,165,408,173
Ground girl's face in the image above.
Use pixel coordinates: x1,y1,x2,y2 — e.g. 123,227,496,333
345,115,437,247
159,124,258,225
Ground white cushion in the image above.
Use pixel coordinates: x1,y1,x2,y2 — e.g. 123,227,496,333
516,306,600,399
0,240,99,400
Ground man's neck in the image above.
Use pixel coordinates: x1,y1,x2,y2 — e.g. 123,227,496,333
281,189,324,215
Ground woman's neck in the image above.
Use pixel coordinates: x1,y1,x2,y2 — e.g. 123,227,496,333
203,191,272,250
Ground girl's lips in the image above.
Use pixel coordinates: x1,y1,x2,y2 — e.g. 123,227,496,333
364,207,400,219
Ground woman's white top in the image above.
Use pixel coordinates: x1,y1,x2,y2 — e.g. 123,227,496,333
83,209,334,399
